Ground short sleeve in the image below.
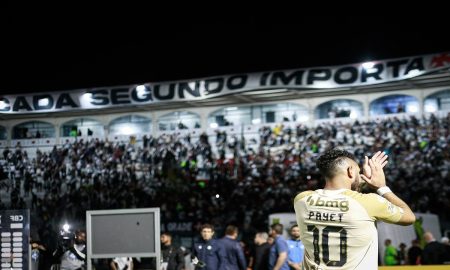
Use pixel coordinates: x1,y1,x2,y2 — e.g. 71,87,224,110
276,238,288,254
294,190,314,204
360,193,404,223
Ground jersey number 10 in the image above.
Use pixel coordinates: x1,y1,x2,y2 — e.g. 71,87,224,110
307,225,348,267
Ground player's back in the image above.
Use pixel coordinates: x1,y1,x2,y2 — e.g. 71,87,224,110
294,189,386,270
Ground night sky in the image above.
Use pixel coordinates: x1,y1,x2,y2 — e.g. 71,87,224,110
1,8,449,95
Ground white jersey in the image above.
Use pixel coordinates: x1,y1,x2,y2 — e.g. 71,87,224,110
294,189,403,270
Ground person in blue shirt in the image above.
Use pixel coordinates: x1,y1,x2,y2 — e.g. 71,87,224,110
192,224,226,270
268,223,289,270
286,225,304,270
220,225,247,270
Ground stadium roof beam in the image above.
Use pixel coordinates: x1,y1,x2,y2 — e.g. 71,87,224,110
287,89,312,99
241,88,289,96
287,87,354,98
403,80,420,89
186,101,200,107
232,94,255,103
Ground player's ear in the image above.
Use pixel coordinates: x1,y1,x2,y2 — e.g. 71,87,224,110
347,166,354,178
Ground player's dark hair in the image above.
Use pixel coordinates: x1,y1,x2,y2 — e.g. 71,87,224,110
316,149,356,180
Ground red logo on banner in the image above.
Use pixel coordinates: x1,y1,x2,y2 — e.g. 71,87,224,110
431,53,450,68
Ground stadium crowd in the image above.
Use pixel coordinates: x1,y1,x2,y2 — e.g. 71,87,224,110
0,113,449,267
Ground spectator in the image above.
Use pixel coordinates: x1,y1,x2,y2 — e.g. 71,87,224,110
249,232,271,270
384,239,398,266
422,231,448,265
397,243,407,265
0,113,448,267
441,236,449,245
69,128,77,137
441,237,450,263
396,103,405,113
407,239,422,265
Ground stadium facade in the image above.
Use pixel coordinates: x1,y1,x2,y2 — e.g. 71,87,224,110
0,52,449,154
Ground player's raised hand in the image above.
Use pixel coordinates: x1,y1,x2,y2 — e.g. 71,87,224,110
362,151,388,179
361,151,388,189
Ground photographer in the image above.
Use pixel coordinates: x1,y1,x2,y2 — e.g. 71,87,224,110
59,230,87,270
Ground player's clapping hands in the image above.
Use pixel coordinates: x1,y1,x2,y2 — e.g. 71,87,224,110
360,151,388,190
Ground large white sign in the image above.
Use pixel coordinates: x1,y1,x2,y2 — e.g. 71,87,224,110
1,52,449,114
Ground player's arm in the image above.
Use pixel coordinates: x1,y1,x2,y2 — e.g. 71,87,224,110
381,192,415,225
360,151,415,225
